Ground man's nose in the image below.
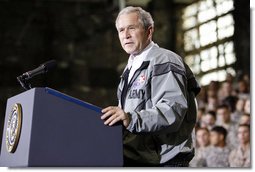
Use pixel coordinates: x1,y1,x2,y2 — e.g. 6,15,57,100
123,29,131,38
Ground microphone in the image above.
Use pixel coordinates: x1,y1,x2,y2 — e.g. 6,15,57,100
20,60,57,80
17,60,57,90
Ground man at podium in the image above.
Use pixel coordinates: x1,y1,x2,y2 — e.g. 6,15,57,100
101,6,200,167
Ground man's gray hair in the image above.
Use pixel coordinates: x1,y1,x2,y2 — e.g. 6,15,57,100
115,6,154,29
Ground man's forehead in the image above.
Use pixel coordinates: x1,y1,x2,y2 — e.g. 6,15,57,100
210,131,220,135
117,13,140,25
197,129,208,134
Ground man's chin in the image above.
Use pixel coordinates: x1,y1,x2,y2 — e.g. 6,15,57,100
124,49,136,54
124,49,142,55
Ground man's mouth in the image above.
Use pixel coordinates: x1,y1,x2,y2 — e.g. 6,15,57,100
125,42,134,45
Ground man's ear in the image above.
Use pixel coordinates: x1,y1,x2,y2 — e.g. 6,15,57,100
147,26,154,39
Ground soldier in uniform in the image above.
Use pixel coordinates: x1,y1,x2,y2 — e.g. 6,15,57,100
200,111,216,130
189,127,210,167
229,124,250,167
202,126,231,167
216,104,238,148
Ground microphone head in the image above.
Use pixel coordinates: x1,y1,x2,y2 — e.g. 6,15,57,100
41,60,57,72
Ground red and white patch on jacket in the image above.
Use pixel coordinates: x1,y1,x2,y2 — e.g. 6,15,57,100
132,75,146,89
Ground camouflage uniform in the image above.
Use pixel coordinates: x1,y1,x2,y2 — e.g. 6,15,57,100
229,146,251,167
189,147,208,167
202,145,231,167
226,124,239,149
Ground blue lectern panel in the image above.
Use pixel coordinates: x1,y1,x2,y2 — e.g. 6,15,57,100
0,88,123,167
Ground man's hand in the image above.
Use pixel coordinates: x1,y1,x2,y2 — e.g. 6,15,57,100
101,106,130,128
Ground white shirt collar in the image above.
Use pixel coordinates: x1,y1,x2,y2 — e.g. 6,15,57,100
127,41,154,69
127,41,155,82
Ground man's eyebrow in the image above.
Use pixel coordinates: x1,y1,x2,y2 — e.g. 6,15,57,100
128,24,138,28
119,24,138,28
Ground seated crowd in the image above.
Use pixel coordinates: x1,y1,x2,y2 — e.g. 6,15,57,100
190,73,250,167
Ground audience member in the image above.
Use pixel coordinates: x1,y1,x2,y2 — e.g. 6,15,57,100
232,98,246,123
216,104,238,148
197,107,205,126
190,128,210,167
239,114,250,125
218,81,235,103
206,95,218,111
201,126,231,167
229,124,250,167
222,96,238,113
200,111,216,130
192,73,250,167
237,80,249,99
244,99,250,114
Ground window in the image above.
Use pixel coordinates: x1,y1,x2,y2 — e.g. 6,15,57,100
182,0,235,86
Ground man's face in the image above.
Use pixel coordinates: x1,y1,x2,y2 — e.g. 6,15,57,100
238,126,250,144
222,82,232,93
204,114,216,126
240,115,250,125
116,12,152,55
217,108,230,123
244,100,250,114
210,131,221,146
196,129,210,147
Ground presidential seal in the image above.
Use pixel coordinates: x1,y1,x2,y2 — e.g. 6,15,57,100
6,103,22,153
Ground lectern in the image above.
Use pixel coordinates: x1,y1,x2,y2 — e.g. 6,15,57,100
0,88,123,167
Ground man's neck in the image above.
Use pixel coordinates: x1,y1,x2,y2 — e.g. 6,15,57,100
200,143,210,148
216,142,225,148
240,142,250,151
132,40,152,56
